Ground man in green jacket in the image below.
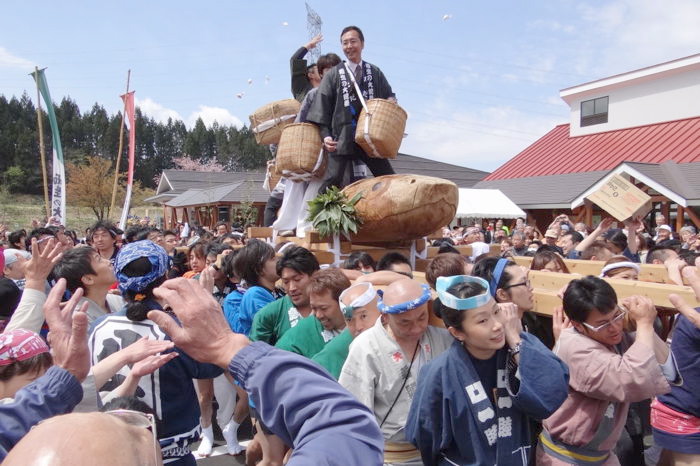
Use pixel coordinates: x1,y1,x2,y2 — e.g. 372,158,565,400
249,246,319,345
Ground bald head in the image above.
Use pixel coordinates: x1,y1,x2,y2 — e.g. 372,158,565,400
4,412,160,466
382,278,425,307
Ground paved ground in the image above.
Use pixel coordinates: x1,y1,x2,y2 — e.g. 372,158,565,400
193,418,252,465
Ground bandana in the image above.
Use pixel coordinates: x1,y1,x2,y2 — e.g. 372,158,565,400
338,282,376,319
378,283,431,314
489,258,510,298
0,329,49,366
115,240,170,294
3,249,30,267
436,275,492,310
600,261,640,278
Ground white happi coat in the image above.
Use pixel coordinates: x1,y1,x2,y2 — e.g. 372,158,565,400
339,318,452,451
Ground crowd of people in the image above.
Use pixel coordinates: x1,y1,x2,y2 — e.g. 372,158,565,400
0,210,700,465
2,21,700,466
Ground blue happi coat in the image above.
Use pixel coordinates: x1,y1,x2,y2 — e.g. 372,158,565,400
406,332,569,466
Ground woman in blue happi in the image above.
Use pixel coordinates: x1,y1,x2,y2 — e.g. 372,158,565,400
405,275,569,466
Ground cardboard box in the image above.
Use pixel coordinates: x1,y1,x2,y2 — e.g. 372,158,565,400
586,174,652,222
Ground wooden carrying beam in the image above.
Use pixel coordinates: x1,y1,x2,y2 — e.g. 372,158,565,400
512,256,692,286
528,270,700,314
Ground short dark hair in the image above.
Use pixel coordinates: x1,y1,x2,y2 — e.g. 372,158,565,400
276,246,320,277
531,250,570,274
563,276,617,323
234,239,276,287
90,220,120,239
124,226,149,243
377,252,411,273
604,229,628,252
646,245,677,264
28,227,56,243
317,53,342,75
471,257,516,298
341,25,364,43
221,249,239,279
53,247,97,292
163,230,177,237
205,242,232,258
580,242,612,260
342,251,375,272
563,231,584,244
434,280,487,329
307,268,351,301
187,242,207,260
8,230,26,249
0,352,53,382
426,253,468,289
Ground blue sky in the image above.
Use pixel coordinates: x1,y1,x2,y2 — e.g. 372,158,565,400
2,0,699,172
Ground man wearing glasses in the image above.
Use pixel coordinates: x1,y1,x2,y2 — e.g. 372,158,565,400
537,276,677,466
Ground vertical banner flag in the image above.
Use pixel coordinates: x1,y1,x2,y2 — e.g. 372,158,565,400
31,69,66,225
119,91,136,230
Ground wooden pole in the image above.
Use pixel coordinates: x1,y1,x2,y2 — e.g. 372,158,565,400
676,205,685,232
684,207,700,230
34,67,50,220
109,69,131,218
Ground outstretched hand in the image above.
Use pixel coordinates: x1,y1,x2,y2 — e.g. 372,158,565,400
25,237,63,286
148,278,249,368
44,279,90,382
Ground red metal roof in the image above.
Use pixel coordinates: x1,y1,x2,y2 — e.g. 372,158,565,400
484,117,700,181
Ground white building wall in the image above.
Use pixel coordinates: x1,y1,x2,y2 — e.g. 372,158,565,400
565,67,700,137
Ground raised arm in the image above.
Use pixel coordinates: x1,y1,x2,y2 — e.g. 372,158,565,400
147,278,383,465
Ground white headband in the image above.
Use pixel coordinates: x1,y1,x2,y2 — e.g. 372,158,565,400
600,261,640,277
338,282,376,319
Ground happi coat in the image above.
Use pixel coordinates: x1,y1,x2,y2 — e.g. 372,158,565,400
306,61,394,156
405,333,569,466
339,318,452,465
249,295,303,346
275,315,341,359
538,327,671,465
311,328,353,379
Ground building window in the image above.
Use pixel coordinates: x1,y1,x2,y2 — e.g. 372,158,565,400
581,96,609,127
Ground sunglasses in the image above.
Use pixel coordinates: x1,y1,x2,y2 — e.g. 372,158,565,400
106,409,160,465
582,305,627,333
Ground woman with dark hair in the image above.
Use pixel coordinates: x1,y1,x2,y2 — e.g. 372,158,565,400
531,250,570,274
89,240,222,465
342,251,376,274
406,275,568,466
472,257,555,349
224,239,282,336
182,242,206,279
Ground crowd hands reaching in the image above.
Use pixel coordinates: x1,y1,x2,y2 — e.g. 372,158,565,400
0,209,699,465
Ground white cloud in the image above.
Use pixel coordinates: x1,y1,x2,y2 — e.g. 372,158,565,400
577,0,700,73
186,105,243,129
0,47,34,70
402,105,562,173
136,97,182,124
528,19,575,34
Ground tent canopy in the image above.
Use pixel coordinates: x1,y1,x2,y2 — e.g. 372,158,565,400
455,188,526,219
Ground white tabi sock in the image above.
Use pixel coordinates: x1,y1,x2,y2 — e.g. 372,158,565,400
222,419,245,455
196,424,214,457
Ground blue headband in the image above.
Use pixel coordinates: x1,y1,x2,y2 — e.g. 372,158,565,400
115,240,170,295
378,283,431,314
436,275,492,310
489,258,510,298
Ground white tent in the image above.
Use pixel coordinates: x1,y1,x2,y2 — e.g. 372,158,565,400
455,188,526,219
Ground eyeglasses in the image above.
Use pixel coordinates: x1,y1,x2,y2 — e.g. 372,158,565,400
106,409,160,465
582,306,627,333
502,279,530,290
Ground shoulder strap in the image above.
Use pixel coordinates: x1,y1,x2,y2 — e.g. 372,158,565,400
343,61,369,114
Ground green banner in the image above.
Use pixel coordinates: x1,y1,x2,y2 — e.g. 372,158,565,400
31,68,66,224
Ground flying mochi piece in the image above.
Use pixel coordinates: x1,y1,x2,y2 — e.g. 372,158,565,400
248,78,253,85
282,21,289,26
442,14,453,21
236,92,245,99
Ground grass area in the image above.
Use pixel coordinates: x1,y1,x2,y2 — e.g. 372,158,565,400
0,193,156,234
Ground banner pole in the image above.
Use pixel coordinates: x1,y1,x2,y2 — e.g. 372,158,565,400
109,69,131,218
34,66,50,220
